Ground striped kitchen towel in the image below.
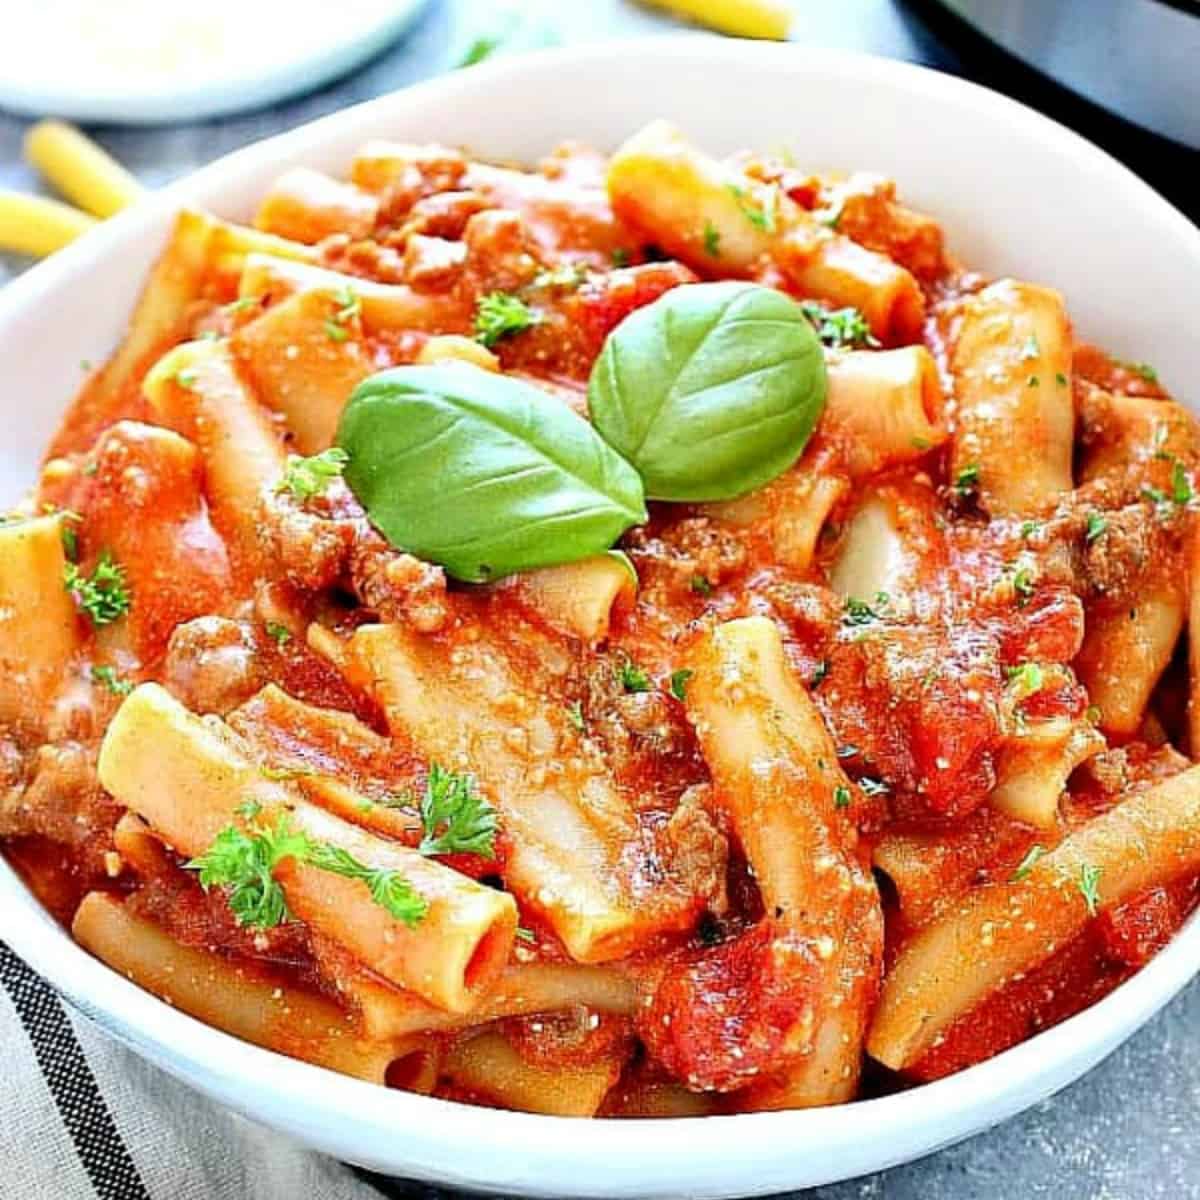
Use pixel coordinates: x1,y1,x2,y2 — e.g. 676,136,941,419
0,941,400,1200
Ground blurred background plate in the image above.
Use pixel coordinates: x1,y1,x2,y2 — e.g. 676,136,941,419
0,0,430,125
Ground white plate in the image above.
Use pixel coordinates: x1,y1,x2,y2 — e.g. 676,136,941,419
1,39,1199,1199
0,0,427,125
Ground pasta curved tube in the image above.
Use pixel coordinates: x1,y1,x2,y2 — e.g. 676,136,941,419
97,683,517,1012
868,764,1200,1070
681,617,883,1108
949,279,1074,515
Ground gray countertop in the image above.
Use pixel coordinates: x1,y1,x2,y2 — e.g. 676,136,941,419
2,2,1197,1197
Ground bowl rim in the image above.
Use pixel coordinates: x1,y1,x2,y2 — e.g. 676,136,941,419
2,38,1199,1199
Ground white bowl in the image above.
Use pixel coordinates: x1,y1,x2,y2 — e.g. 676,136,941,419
2,40,1198,1199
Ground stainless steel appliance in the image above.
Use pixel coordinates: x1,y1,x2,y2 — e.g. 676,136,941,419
935,0,1200,148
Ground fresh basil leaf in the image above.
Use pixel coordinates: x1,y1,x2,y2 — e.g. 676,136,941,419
587,281,827,501
337,365,647,583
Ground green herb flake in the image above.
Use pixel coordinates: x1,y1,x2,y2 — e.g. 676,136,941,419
843,596,881,627
63,551,131,626
810,659,829,688
1005,661,1044,702
1019,520,1042,540
566,699,586,731
1010,844,1045,882
690,573,714,597
264,622,292,647
1085,512,1108,543
324,319,350,343
702,221,721,259
726,183,778,233
911,436,932,451
833,785,852,809
1172,461,1193,504
515,925,537,944
1055,372,1068,387
474,291,539,348
418,764,498,858
800,299,880,350
90,665,132,696
1124,361,1158,383
953,463,981,496
669,668,693,702
1012,566,1036,605
175,367,198,390
1141,484,1168,505
1026,374,1040,388
277,447,349,502
1078,862,1103,916
611,248,631,268
620,660,652,694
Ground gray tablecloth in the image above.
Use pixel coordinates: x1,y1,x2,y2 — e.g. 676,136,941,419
2,3,1198,1198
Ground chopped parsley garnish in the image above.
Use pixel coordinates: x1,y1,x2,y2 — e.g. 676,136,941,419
1010,844,1045,882
810,659,829,688
726,183,777,233
565,700,586,731
323,319,349,343
859,777,890,797
843,596,882,626
1012,566,1036,605
1055,372,1068,387
1124,361,1158,383
264,622,292,647
833,785,852,809
277,447,348,502
702,220,721,258
669,669,693,702
911,436,931,451
1026,374,1040,388
333,286,361,324
953,463,981,496
473,291,538,347
1078,862,1103,916
799,300,880,350
1085,512,1108,543
619,660,652,694
815,199,843,230
515,925,537,944
1020,520,1042,540
59,511,80,562
418,764,498,859
611,248,631,268
189,815,313,929
174,367,198,390
80,358,94,373
1019,333,1040,361
1172,461,1193,504
90,665,132,696
1141,484,1168,505
63,551,131,626
1005,661,1044,702
306,840,430,924
1085,704,1102,725
690,573,714,597
224,296,261,315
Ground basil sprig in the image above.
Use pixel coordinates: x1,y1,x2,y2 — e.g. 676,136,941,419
337,365,646,583
587,281,826,501
337,283,828,581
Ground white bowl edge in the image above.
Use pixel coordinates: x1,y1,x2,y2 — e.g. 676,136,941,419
1,40,1198,1198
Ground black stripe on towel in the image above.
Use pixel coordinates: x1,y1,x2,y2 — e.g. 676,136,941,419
0,940,151,1200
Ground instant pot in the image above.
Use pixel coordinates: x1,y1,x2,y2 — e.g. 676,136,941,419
934,0,1200,148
